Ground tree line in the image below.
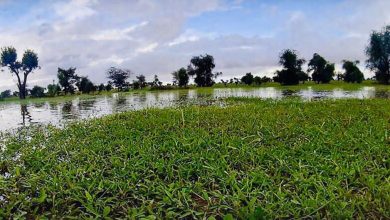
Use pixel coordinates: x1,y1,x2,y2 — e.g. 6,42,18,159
1,25,390,99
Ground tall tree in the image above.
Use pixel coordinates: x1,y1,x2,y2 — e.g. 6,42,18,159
307,53,335,83
106,67,132,91
366,25,390,84
187,54,221,87
172,68,189,87
0,47,39,99
58,67,79,94
275,49,306,85
342,60,364,83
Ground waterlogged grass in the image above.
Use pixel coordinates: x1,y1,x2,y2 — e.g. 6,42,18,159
1,98,389,219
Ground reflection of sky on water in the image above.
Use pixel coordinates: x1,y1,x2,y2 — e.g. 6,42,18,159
0,87,388,132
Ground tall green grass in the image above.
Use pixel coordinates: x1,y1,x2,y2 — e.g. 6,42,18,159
1,98,389,219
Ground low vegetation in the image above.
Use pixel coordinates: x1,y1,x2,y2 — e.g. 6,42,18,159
1,98,389,218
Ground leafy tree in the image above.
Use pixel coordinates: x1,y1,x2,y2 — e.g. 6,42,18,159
275,49,306,85
307,53,335,83
76,77,95,94
105,83,112,91
30,85,45,98
261,76,272,83
253,76,262,85
366,25,390,84
135,74,147,88
98,83,105,92
47,82,61,97
0,90,12,98
172,68,189,87
187,54,221,87
342,60,364,83
241,72,254,85
58,67,79,94
0,47,39,99
106,67,132,91
151,75,162,87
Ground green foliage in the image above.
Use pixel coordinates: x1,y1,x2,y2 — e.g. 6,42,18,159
275,49,307,85
135,74,147,89
0,89,12,98
308,53,335,83
1,98,389,218
172,68,189,87
188,54,221,87
366,25,390,84
0,47,39,99
106,67,132,91
342,60,364,83
76,77,95,94
47,83,61,97
30,85,45,98
241,72,254,85
57,67,79,94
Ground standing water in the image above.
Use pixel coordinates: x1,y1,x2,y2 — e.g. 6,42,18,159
0,87,388,132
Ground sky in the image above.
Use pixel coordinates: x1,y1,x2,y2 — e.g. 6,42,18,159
0,0,390,91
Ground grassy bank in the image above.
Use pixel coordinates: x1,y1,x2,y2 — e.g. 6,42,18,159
1,80,389,104
1,98,389,218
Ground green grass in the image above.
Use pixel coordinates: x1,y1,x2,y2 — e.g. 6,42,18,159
1,98,389,219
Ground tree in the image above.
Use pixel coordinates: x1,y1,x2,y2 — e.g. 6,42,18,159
105,83,112,91
135,74,147,88
241,72,254,85
47,82,61,97
0,47,39,99
253,76,262,85
151,75,162,87
187,54,221,87
106,67,132,91
58,67,79,94
172,68,189,87
76,77,95,94
307,53,335,83
30,85,45,98
366,25,390,84
98,83,105,92
275,49,306,85
342,60,364,83
0,90,12,99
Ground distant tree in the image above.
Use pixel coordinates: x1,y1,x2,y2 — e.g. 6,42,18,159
98,83,105,92
106,67,132,91
307,53,335,83
261,76,272,83
0,47,39,99
241,72,254,85
47,82,61,97
105,83,112,91
187,54,221,87
253,76,262,85
135,74,147,88
0,90,12,99
275,49,306,85
366,25,390,84
220,79,228,86
58,67,79,94
30,85,45,98
172,68,189,87
76,77,95,93
342,60,364,83
151,75,162,87
336,72,344,81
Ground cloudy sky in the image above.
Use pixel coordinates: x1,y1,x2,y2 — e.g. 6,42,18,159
0,0,389,91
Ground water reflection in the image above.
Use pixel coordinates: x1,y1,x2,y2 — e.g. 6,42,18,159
0,87,388,132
